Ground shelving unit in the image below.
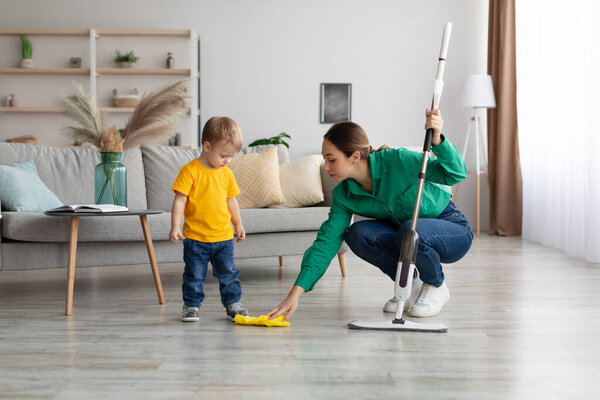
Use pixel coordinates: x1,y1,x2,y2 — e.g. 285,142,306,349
0,28,200,146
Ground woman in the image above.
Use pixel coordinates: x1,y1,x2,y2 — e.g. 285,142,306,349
268,109,473,320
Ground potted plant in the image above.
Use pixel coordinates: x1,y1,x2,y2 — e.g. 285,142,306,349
248,132,291,148
19,35,33,68
114,50,140,68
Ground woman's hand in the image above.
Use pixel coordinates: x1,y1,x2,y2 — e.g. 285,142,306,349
267,285,305,320
425,108,444,146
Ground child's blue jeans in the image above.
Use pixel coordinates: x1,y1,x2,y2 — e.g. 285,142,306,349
182,238,242,308
344,201,473,287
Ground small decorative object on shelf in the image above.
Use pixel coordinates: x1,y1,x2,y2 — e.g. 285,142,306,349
249,132,291,149
114,50,140,68
166,52,175,69
113,88,139,107
62,80,190,205
69,57,82,68
5,94,17,107
6,135,37,144
168,133,181,146
19,35,33,68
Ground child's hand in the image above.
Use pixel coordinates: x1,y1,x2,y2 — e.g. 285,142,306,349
169,228,185,243
235,224,246,242
425,108,444,146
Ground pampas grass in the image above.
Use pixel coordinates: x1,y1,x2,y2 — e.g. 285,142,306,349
62,79,189,152
62,84,104,149
122,79,189,149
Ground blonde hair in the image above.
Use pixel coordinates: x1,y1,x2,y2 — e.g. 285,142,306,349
201,117,243,151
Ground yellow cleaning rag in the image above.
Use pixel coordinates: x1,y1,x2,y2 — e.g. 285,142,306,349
234,314,290,327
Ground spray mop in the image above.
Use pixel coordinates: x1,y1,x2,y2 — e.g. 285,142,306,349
347,22,452,333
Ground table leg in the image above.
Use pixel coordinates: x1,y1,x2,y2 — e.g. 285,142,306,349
338,252,347,277
65,216,79,316
139,215,165,304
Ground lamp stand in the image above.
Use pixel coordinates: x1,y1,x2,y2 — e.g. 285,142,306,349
453,107,488,235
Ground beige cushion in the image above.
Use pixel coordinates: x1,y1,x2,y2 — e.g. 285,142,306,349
270,155,324,208
229,147,285,208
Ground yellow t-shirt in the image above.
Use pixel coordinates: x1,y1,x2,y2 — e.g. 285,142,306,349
171,158,241,242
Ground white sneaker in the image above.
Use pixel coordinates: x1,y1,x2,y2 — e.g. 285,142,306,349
383,277,423,313
409,282,450,317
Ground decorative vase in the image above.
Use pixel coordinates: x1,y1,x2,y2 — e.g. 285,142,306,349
117,61,132,68
20,58,34,68
166,52,174,69
95,152,127,206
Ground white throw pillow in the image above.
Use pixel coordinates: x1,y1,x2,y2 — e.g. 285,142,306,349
269,155,324,208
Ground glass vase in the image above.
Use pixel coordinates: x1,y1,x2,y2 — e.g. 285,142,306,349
95,152,127,206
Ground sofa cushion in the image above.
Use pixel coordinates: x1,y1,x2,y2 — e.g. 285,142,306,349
229,147,285,208
320,161,338,207
141,145,202,211
0,143,147,209
0,160,62,212
1,211,172,242
240,207,331,234
269,155,324,208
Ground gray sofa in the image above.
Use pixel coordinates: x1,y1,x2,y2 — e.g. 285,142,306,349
0,142,346,271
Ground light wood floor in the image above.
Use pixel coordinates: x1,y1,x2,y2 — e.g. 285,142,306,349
1,235,600,399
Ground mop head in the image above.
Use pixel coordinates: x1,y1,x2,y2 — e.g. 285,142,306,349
347,319,447,333
234,314,290,327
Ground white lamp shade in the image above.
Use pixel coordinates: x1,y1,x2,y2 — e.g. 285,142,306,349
457,74,496,108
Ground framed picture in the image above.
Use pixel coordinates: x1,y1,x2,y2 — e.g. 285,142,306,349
69,57,82,68
320,83,352,124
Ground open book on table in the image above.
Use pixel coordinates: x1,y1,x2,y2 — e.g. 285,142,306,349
47,204,129,213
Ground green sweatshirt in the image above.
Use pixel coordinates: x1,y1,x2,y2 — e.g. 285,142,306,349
295,135,467,292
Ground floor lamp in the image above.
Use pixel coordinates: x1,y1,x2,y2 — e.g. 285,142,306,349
454,74,496,235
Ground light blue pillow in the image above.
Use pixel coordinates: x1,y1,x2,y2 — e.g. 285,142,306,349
0,160,63,212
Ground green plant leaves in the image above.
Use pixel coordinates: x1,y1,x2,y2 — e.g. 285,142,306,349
19,35,32,59
114,50,140,63
248,132,291,148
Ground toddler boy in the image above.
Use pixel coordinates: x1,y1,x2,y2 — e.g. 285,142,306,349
170,116,248,322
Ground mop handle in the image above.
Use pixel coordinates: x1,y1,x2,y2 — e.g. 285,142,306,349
409,22,452,232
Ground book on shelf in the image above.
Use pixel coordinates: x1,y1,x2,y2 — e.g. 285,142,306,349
47,204,129,213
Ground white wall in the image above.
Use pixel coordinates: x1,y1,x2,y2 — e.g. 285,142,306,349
0,0,490,231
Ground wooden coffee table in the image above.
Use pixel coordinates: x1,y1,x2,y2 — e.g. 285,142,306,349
44,210,166,315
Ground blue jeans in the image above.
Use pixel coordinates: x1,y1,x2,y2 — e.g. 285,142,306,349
182,239,242,308
344,201,473,287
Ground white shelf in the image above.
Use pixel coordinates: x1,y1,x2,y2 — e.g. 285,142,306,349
0,28,200,146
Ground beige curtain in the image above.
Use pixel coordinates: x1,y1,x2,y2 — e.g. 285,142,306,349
487,0,522,236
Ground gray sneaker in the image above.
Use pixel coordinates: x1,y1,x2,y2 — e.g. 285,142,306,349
226,302,248,321
181,305,200,322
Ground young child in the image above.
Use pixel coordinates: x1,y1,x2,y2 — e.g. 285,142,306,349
170,116,249,322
